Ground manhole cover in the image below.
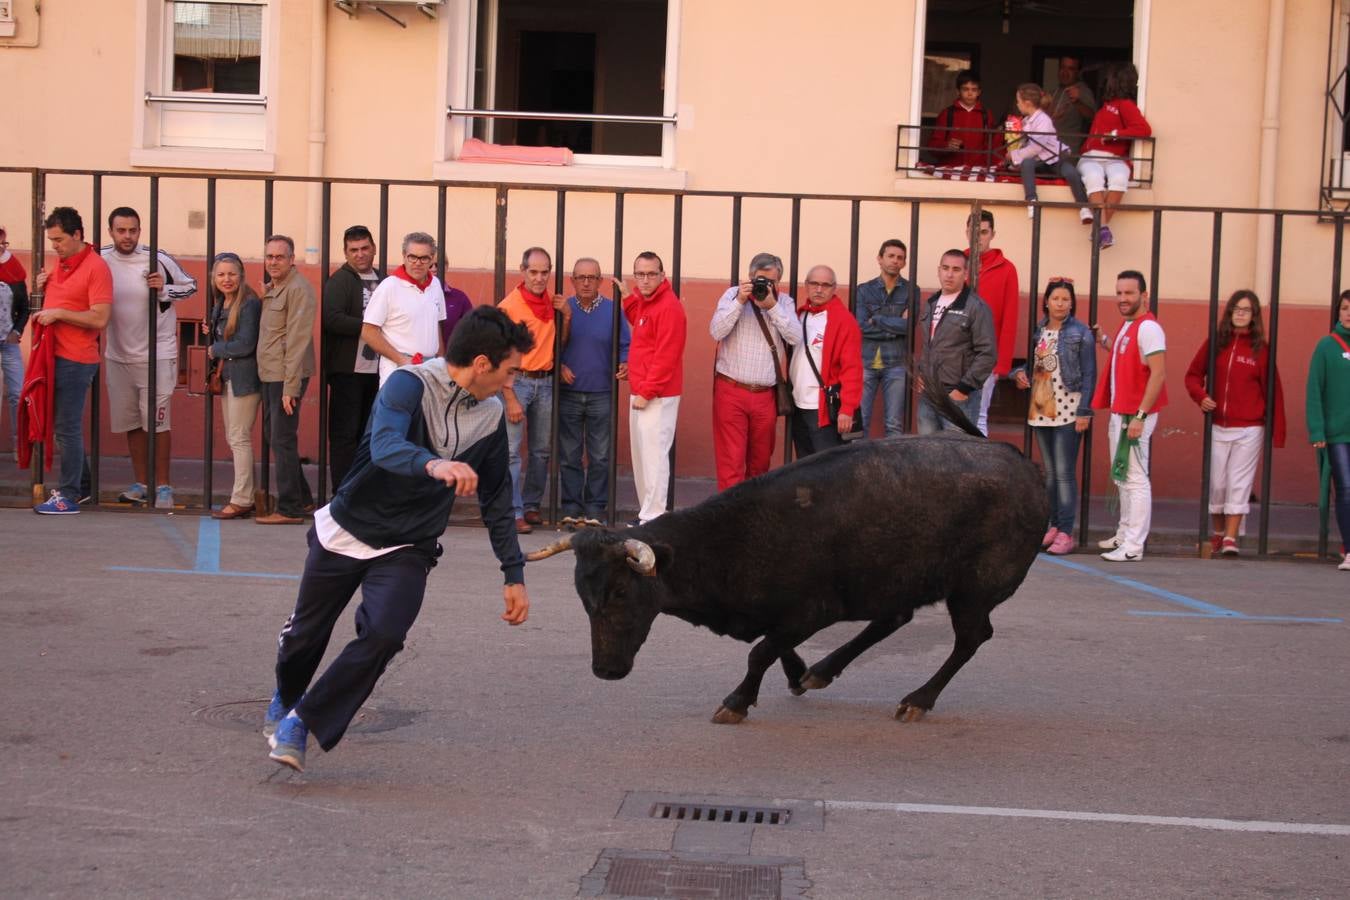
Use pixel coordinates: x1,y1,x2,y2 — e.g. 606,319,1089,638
193,699,414,735
581,850,808,900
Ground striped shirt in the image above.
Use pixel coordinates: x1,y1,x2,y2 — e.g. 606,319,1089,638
709,287,800,386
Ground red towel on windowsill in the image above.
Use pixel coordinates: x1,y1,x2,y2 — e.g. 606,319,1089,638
459,138,573,166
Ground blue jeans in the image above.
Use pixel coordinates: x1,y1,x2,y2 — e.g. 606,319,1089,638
861,364,907,437
505,375,553,517
557,389,612,518
916,388,982,435
54,357,98,500
0,338,22,435
1328,442,1350,551
1034,423,1083,533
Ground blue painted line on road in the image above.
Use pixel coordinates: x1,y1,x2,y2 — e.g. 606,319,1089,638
154,517,196,566
1036,554,1342,624
108,565,300,580
195,517,221,573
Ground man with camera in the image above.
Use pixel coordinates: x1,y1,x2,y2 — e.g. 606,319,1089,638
789,265,863,457
709,252,800,490
322,225,384,490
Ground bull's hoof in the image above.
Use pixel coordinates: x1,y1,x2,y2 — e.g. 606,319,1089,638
894,702,929,722
711,705,747,724
799,672,833,691
788,683,807,697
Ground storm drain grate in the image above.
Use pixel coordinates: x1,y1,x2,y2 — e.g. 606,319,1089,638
651,802,791,826
580,850,809,900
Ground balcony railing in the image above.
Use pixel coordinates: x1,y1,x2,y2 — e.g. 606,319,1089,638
896,123,1155,188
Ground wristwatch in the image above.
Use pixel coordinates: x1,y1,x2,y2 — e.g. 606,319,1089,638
1135,409,1149,421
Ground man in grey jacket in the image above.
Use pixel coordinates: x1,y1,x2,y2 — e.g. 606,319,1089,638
916,249,996,434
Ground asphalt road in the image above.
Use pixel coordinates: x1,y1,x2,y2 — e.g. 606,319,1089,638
1,508,1347,899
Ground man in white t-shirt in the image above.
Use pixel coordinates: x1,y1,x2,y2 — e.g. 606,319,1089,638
361,232,446,386
1091,269,1167,562
100,206,198,509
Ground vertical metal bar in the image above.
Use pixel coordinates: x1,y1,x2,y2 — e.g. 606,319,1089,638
89,174,103,505
967,201,983,294
1198,212,1223,554
1080,207,1102,544
1023,206,1041,457
670,194,682,294
146,175,160,504
28,169,46,502
260,178,274,505
664,192,678,512
1322,215,1344,557
784,196,801,465
436,183,448,277
847,199,860,312
606,191,624,525
1148,209,1163,315
203,177,216,510
1258,214,1282,556
494,186,508,304
905,201,921,435
548,190,565,525
730,195,742,285
378,183,390,277
317,180,332,504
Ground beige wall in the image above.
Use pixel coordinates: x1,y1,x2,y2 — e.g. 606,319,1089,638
0,1,1344,308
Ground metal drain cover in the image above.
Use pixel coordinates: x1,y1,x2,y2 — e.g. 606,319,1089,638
618,792,824,831
193,699,414,735
580,850,808,900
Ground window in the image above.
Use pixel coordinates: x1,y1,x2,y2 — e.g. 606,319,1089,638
439,0,682,181
132,0,277,171
1321,3,1350,211
0,2,14,38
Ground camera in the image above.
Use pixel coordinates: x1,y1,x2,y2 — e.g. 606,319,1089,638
751,275,773,301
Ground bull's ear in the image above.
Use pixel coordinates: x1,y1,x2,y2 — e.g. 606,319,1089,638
652,542,675,573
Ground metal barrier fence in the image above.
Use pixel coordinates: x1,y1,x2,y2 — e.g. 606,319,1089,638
895,123,1155,187
3,165,1345,558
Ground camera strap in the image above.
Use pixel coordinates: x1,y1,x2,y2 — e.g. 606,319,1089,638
750,302,787,386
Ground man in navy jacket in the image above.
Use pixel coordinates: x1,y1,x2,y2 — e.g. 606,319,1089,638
266,305,534,773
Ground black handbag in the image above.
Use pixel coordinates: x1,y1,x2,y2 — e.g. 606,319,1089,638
803,313,864,440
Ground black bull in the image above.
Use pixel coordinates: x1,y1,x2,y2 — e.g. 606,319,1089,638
527,430,1048,724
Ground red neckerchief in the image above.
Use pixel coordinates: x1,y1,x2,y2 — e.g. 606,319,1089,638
393,265,432,291
797,295,841,316
0,253,25,283
52,243,94,284
517,282,553,322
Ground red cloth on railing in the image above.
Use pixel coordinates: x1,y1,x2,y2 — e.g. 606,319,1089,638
915,164,1072,184
16,321,56,470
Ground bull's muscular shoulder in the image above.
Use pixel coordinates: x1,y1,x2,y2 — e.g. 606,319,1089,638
666,605,765,641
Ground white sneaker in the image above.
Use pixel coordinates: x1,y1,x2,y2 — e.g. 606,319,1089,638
1101,546,1143,562
1027,204,1036,220
1097,535,1122,550
1339,553,1350,572
1080,208,1094,224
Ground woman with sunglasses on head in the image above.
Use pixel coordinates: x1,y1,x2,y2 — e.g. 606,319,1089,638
205,252,263,519
1184,290,1286,557
1014,277,1095,555
1306,290,1350,571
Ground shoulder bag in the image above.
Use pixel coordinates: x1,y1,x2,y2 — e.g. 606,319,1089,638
801,312,863,440
750,302,794,416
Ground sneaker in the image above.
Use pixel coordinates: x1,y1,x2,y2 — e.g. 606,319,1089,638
263,692,289,747
154,485,174,510
1338,553,1350,572
1026,204,1036,220
1041,526,1060,548
1101,545,1143,562
1220,537,1239,557
1079,208,1094,225
119,482,148,504
1098,225,1115,249
1209,533,1223,555
1047,532,1076,555
1097,535,1122,550
34,491,79,515
268,714,308,772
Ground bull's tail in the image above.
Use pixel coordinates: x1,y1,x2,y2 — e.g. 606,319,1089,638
919,362,983,437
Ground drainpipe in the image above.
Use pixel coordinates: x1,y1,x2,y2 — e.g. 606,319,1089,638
304,0,328,265
1254,0,1285,299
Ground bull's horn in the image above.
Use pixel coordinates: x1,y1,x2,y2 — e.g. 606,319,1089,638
526,533,575,561
623,538,656,575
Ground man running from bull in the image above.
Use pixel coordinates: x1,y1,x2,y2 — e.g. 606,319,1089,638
265,305,534,773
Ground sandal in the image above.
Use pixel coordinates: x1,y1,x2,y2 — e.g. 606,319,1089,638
212,503,255,520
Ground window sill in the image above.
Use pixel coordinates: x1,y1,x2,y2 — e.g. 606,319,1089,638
432,160,687,190
129,147,276,174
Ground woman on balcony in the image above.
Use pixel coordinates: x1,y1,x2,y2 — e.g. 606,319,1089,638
1306,290,1350,571
206,252,263,519
1014,277,1095,555
1078,63,1152,250
1184,290,1286,557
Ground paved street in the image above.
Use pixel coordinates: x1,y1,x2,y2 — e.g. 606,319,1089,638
1,508,1347,899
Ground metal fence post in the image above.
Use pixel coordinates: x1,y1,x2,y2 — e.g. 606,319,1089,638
203,177,216,510
1022,205,1042,458
89,173,103,505
146,175,160,504
1258,214,1283,556
1198,212,1223,554
606,191,625,525
317,180,332,504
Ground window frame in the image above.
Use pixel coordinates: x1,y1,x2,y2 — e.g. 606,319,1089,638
131,0,279,172
434,0,683,183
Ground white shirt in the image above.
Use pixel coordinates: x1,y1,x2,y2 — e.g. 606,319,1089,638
314,504,410,560
101,245,198,362
364,273,446,384
789,307,829,409
1108,317,1165,404
353,271,380,375
931,292,959,337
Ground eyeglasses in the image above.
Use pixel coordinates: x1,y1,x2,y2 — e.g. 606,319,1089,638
805,280,835,289
1232,306,1254,314
633,271,663,280
572,274,601,282
405,253,434,264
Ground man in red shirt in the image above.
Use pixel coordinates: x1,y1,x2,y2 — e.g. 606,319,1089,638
31,207,113,514
965,210,1019,435
623,251,686,525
